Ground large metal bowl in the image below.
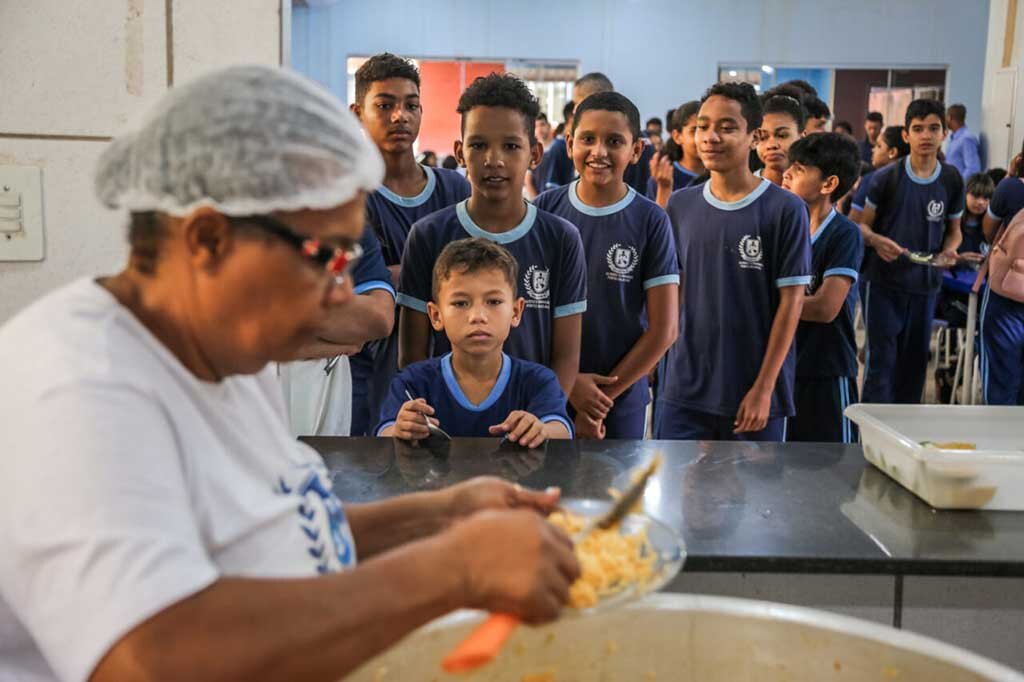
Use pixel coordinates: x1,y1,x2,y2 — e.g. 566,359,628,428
347,593,1023,681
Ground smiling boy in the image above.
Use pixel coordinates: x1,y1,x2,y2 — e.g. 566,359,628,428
397,73,587,397
535,92,679,439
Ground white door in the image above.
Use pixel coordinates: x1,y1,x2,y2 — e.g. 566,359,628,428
990,68,1017,170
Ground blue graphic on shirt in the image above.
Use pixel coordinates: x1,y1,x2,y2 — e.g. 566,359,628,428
275,466,355,574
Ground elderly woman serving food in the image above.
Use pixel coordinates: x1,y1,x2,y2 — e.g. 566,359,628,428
0,65,579,682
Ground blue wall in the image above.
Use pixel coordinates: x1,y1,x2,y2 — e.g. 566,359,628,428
292,0,987,131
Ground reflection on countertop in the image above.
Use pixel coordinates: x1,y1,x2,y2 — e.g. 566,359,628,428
305,437,1024,576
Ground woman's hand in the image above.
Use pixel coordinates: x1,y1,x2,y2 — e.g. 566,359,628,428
448,509,580,624
444,476,561,521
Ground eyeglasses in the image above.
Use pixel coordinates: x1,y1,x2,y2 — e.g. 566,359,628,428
231,214,362,280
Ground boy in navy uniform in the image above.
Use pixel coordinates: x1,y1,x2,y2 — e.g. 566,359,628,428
859,100,965,404
534,102,576,192
654,82,811,441
568,73,655,196
535,92,679,439
347,53,471,435
398,73,587,397
378,239,572,445
782,133,864,442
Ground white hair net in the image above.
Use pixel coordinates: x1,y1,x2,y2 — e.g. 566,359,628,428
95,64,384,217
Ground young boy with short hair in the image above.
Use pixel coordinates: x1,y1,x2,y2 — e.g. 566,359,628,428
654,82,811,441
756,94,807,186
378,238,572,446
347,52,471,435
782,133,864,442
859,99,965,404
535,91,679,439
398,73,587,397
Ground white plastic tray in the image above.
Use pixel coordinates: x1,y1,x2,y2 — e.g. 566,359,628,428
844,404,1024,510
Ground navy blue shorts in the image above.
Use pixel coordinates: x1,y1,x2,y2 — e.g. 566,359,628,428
789,376,859,443
980,286,1024,405
652,402,787,441
862,282,937,404
350,335,399,437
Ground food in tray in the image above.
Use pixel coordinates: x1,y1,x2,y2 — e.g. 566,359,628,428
919,441,977,450
547,509,655,609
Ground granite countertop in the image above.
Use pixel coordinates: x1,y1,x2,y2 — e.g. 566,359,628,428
305,437,1024,577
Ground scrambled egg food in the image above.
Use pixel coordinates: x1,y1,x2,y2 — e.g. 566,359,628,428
920,441,977,450
548,509,656,609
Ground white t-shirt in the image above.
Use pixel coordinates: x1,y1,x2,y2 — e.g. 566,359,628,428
0,279,358,682
279,357,353,437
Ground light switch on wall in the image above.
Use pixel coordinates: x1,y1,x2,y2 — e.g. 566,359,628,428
0,166,45,262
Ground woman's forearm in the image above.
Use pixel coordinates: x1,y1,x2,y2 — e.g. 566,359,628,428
92,533,465,682
346,491,452,559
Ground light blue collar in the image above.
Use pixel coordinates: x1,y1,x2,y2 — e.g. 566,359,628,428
674,162,697,178
567,179,636,216
811,208,838,245
904,155,941,185
456,199,536,244
441,353,511,412
376,165,437,207
702,178,772,211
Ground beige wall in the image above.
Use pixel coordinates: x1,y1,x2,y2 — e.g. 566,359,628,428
0,0,281,322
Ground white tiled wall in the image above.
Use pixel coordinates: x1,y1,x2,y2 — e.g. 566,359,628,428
0,0,281,323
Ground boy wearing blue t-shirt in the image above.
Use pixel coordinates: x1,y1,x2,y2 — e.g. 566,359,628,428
535,91,679,440
859,99,965,404
654,82,811,441
782,133,864,442
398,73,587,397
378,239,572,446
347,54,472,435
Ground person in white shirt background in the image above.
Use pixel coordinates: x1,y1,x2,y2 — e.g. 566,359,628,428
0,65,578,682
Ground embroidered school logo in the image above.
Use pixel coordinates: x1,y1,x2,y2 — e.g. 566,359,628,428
738,234,764,270
523,265,550,309
926,200,945,223
275,465,355,574
606,243,639,282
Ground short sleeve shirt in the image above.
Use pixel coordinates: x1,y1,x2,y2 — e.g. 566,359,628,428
660,180,812,417
0,280,357,682
534,181,679,409
375,353,572,437
365,165,471,266
796,210,864,378
863,157,966,293
398,200,588,366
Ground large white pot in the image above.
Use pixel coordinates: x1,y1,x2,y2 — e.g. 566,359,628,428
347,593,1023,681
